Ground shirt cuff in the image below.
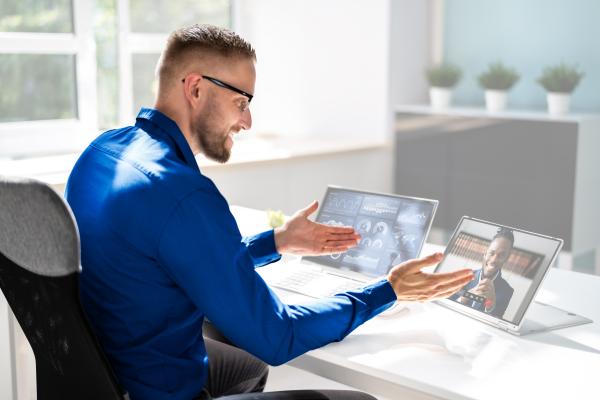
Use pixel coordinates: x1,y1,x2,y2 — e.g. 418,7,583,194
242,230,282,268
358,279,398,310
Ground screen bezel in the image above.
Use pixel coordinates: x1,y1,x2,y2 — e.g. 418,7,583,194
302,185,439,277
434,216,564,331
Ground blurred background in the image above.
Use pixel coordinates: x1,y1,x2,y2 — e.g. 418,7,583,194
0,0,598,276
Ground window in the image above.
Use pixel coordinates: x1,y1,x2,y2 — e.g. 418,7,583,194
0,0,96,157
117,0,231,124
0,0,231,158
0,54,78,122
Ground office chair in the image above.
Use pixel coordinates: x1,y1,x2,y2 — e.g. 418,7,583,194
0,176,128,400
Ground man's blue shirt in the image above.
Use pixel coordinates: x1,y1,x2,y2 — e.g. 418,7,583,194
65,108,397,400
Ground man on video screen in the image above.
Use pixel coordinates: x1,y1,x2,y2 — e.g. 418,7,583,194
451,228,515,318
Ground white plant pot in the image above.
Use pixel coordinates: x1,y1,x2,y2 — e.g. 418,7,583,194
485,90,507,112
547,92,571,116
429,87,452,109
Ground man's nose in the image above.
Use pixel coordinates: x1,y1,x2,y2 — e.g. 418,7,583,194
240,109,252,130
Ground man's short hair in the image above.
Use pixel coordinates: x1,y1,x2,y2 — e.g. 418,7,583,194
157,24,256,84
493,227,514,247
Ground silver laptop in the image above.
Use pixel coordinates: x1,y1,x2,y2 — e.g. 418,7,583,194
262,186,438,298
434,216,592,335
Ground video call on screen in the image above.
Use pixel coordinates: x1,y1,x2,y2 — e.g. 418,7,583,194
435,217,562,324
304,189,436,276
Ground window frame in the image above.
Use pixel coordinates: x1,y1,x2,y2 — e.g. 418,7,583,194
117,0,234,124
0,0,98,158
116,0,167,124
0,0,234,159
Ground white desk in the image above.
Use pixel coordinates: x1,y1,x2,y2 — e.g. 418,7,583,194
231,206,600,400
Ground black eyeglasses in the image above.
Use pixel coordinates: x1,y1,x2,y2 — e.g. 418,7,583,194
181,75,253,103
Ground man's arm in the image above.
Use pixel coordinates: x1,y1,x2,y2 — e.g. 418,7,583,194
241,200,360,268
158,190,394,365
242,230,281,268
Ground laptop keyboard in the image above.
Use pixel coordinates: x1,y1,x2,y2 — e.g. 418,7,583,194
271,268,365,298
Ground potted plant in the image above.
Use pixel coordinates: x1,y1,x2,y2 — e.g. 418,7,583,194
425,64,462,109
266,209,285,228
478,62,520,112
537,63,584,116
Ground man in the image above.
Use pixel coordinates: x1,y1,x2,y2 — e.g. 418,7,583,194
452,228,515,318
66,24,473,400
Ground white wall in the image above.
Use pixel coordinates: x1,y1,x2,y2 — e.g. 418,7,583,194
389,0,433,106
218,0,438,218
234,0,391,141
203,146,393,215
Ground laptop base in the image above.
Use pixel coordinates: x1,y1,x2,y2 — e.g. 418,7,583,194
512,301,592,336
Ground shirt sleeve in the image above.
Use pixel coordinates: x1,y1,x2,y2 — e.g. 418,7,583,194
157,189,397,366
242,230,282,268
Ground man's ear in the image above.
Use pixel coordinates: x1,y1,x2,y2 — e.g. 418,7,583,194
183,74,203,106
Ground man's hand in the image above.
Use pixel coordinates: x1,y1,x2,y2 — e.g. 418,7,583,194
387,253,474,302
274,200,360,256
471,278,496,311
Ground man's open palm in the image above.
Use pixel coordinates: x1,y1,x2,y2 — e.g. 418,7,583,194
274,200,360,256
387,253,474,302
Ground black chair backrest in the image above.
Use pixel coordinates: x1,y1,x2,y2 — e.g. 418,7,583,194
0,176,126,400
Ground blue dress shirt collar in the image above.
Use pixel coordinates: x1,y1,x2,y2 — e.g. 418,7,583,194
135,107,199,170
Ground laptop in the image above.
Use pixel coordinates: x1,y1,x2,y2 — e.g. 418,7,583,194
434,216,592,335
261,186,438,298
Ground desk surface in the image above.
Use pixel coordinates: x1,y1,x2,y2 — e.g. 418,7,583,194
231,206,600,400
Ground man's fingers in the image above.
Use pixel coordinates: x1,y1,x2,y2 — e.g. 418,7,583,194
322,240,360,253
325,232,360,242
402,252,445,272
320,223,357,235
325,239,360,248
299,200,319,217
480,280,493,289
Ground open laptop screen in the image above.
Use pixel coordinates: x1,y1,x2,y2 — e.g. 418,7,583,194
434,216,563,327
303,186,438,277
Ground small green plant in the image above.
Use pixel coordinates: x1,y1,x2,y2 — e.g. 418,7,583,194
425,64,462,88
478,62,520,91
537,63,584,93
266,209,285,228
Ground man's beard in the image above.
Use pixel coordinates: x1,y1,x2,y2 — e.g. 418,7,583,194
192,105,232,163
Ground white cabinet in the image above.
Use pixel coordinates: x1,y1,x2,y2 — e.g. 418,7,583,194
394,105,600,274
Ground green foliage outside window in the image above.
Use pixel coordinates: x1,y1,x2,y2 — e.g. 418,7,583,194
0,0,231,128
0,0,73,33
0,54,77,123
